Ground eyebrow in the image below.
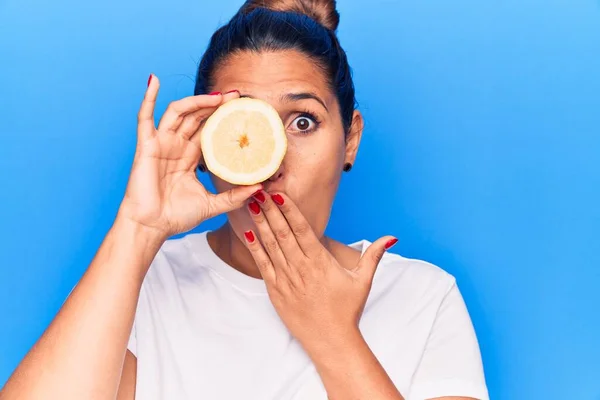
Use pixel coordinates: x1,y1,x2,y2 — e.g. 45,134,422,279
240,92,329,112
281,92,329,112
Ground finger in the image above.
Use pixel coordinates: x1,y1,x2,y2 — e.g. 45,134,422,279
181,90,240,140
205,183,263,218
247,199,300,285
177,106,219,140
137,73,159,140
252,190,305,260
268,193,321,257
355,236,398,283
157,93,223,134
188,90,241,146
242,229,276,283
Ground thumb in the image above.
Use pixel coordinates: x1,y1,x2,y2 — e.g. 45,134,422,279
355,236,398,282
206,184,263,218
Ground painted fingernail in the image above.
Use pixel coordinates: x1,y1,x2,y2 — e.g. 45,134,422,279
248,201,261,215
271,194,284,206
244,230,255,243
384,238,398,250
253,190,266,203
225,89,240,95
147,74,152,87
208,91,221,96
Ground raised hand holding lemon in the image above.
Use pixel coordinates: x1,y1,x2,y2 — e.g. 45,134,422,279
117,75,266,239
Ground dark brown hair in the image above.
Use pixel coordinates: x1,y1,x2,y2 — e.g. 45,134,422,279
194,0,356,133
240,0,340,31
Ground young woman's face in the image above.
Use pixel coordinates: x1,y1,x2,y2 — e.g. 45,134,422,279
207,50,362,239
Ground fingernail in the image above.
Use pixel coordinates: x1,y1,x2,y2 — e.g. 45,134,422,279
384,238,398,250
244,230,255,243
253,190,266,203
208,91,221,96
147,74,152,87
271,194,284,206
248,201,261,215
225,89,240,95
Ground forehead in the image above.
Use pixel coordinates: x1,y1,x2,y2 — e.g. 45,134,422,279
212,50,334,106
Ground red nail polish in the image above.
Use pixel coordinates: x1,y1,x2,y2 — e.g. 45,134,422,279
253,190,266,203
208,91,221,96
244,230,255,243
147,74,152,87
248,201,261,215
384,238,398,250
225,89,240,95
271,194,284,206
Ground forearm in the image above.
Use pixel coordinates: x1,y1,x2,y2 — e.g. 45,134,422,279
304,329,405,400
1,216,165,399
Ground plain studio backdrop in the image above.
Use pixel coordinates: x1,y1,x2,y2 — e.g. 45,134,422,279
1,0,599,399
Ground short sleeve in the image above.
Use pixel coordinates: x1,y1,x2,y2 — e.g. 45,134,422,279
127,320,137,356
408,280,489,400
127,280,148,358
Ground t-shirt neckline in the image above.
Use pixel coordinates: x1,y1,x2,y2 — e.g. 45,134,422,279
186,231,269,294
185,231,370,295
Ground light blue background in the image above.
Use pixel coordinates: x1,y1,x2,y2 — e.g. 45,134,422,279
1,0,599,398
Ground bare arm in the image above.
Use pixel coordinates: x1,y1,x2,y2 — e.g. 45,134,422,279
116,351,137,400
0,217,165,399
307,328,405,400
306,329,478,400
0,76,259,399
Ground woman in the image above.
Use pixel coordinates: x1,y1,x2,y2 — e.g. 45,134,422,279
1,0,488,399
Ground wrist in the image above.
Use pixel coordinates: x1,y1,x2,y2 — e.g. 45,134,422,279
300,325,365,361
108,215,168,281
76,213,168,288
112,214,168,245
114,202,169,238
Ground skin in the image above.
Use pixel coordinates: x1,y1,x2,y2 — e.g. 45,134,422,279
207,50,365,279
0,50,477,400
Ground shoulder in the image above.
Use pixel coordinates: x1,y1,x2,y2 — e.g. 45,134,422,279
350,239,456,289
349,239,457,307
141,232,209,288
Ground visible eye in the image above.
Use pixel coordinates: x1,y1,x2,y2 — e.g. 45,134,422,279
289,113,318,133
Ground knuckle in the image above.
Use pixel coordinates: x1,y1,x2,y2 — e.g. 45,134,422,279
274,227,291,241
165,103,176,114
264,239,280,254
370,251,383,264
166,102,181,115
257,258,272,272
252,212,266,224
227,190,235,206
293,221,311,237
260,200,273,212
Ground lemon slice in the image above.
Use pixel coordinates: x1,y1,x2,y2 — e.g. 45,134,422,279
200,97,287,185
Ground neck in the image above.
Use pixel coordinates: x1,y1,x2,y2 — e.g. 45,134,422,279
206,223,360,279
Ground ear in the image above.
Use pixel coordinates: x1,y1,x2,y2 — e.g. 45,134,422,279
344,110,364,166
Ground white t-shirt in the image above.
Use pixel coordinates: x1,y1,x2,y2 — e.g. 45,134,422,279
128,231,489,400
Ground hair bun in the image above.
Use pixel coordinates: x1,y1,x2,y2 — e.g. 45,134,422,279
241,0,340,31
